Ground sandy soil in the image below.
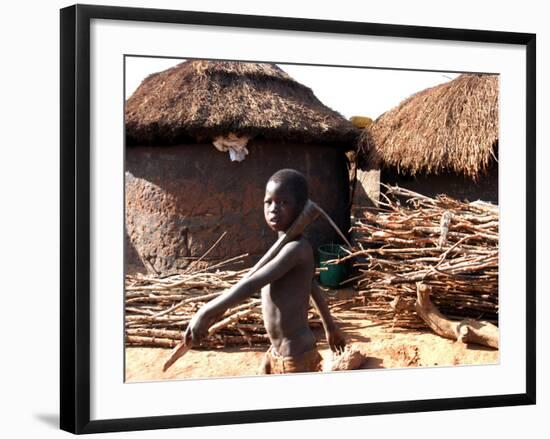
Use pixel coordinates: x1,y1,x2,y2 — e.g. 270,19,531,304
125,307,499,382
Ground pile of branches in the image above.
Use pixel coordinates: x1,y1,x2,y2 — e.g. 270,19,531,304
343,185,498,329
125,253,324,349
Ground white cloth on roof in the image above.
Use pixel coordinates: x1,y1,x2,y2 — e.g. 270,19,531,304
212,133,251,162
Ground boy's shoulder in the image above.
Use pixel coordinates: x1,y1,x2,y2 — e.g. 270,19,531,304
282,237,313,260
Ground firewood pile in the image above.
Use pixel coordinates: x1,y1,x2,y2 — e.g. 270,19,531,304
341,185,499,329
125,253,325,349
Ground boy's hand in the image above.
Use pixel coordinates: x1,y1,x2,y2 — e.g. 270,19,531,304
184,310,214,346
326,327,346,353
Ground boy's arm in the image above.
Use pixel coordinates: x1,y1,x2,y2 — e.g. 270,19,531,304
310,279,346,352
184,241,303,345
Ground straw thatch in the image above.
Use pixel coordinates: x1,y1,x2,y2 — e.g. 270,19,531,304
126,60,358,147
359,74,499,180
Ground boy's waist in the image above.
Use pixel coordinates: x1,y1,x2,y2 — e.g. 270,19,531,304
267,328,317,358
269,343,319,360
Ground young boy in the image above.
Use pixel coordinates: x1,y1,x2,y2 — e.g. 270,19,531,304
184,169,346,374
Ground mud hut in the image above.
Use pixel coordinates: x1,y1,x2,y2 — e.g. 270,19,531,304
125,60,359,274
355,74,499,205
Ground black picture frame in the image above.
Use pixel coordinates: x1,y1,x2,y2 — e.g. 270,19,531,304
60,4,536,434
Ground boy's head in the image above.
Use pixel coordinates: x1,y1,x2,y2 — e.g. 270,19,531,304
264,169,309,232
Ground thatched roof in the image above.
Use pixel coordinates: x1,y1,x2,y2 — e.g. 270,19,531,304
126,60,359,147
359,74,499,180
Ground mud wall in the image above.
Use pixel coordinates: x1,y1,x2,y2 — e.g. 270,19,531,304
381,164,499,204
125,140,350,274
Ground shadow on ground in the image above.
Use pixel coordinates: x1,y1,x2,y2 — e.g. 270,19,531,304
361,356,385,369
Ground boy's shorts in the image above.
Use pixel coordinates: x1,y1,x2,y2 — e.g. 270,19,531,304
258,344,323,374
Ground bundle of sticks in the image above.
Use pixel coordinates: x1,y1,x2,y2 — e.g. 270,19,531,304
342,184,499,329
125,253,264,349
125,253,325,349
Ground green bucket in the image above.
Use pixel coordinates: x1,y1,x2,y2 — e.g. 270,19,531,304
318,244,348,288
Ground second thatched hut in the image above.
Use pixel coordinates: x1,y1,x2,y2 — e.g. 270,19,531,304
125,60,359,274
356,74,499,205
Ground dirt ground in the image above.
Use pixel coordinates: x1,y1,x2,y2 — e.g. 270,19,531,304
125,301,499,382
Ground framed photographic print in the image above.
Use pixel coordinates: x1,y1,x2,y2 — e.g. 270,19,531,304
60,4,536,434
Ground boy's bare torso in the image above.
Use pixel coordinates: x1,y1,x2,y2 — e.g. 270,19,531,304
261,236,316,357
